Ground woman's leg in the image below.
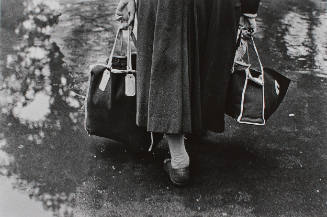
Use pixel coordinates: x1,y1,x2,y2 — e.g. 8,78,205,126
166,134,190,169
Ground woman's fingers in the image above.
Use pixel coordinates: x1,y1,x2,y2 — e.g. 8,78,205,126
127,1,136,26
115,0,135,27
120,22,129,30
240,16,257,38
248,18,257,34
115,0,129,21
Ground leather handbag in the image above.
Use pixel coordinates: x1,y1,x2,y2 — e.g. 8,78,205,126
226,36,291,125
84,28,158,152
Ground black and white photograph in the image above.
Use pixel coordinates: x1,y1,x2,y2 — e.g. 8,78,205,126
0,0,327,216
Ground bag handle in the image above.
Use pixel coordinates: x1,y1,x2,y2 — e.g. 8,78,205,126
247,37,264,85
235,28,263,73
247,37,264,77
233,28,250,73
107,27,137,73
236,29,264,85
127,27,132,71
107,27,123,68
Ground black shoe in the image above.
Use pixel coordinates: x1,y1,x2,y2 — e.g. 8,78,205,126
163,159,190,187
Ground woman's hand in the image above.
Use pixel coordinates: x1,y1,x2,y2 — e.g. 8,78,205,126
115,0,136,29
240,15,257,39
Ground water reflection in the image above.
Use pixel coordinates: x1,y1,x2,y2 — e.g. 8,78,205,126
259,0,327,77
281,5,327,77
0,1,89,216
312,12,327,74
282,11,311,59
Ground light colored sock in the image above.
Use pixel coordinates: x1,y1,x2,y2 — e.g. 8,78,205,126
166,134,190,169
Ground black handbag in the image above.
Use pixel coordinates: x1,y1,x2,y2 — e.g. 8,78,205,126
84,28,158,151
226,37,291,125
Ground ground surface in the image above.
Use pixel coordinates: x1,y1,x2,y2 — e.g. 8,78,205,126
0,0,327,216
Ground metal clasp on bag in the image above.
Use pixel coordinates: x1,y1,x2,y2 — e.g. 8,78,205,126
234,31,264,87
234,60,263,85
104,27,137,96
106,27,136,74
246,68,264,86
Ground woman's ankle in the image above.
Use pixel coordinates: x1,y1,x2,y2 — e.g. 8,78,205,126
166,134,190,169
171,153,190,169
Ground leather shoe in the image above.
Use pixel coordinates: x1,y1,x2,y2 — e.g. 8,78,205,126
163,159,190,187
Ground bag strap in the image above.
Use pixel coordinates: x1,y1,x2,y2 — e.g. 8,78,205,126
127,27,132,71
234,28,264,85
235,27,243,51
233,27,250,73
107,27,124,68
243,37,264,85
107,27,137,73
249,37,264,78
235,27,263,72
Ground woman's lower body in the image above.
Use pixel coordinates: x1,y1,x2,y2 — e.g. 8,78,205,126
136,0,196,134
194,0,241,132
136,0,193,185
136,0,240,185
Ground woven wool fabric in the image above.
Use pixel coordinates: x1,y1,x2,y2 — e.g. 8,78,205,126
136,0,193,134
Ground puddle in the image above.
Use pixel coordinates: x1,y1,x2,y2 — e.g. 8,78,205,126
0,176,53,217
281,11,311,59
0,0,327,216
257,0,327,77
312,12,327,73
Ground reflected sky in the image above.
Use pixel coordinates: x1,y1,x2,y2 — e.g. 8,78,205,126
0,175,54,217
0,1,89,216
257,0,327,77
280,4,327,77
313,12,327,75
0,0,327,216
282,11,311,58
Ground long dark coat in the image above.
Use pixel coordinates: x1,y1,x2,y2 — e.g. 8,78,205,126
194,0,260,133
136,0,260,134
136,0,192,134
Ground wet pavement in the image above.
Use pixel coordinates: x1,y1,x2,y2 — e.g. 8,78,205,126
0,0,327,216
